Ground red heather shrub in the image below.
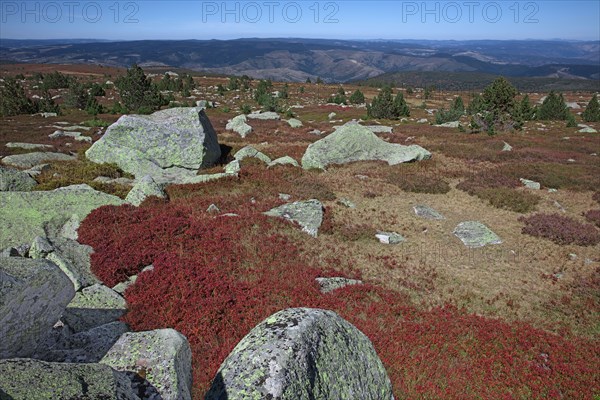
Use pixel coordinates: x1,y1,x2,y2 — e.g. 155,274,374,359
585,210,600,228
519,213,600,246
79,194,600,399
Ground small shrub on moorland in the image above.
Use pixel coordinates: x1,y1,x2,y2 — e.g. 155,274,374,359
537,91,569,121
593,191,600,205
476,188,541,213
582,94,600,122
519,213,600,246
583,209,600,228
78,195,600,399
336,223,375,242
457,170,520,195
498,163,600,192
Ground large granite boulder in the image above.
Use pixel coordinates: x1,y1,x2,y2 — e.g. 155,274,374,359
0,258,75,358
264,199,324,237
101,329,193,400
301,124,431,169
205,308,394,400
85,107,221,183
0,359,143,400
0,166,37,191
0,184,124,249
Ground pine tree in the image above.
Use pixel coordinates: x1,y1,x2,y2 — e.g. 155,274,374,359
0,77,36,116
115,64,163,113
582,94,600,122
349,89,365,104
394,92,410,117
483,77,517,114
537,91,569,120
368,86,396,119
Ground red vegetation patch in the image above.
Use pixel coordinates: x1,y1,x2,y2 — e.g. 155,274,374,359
584,209,600,228
593,191,600,205
78,192,600,399
519,213,600,246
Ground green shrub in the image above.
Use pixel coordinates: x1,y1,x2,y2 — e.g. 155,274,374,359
0,77,37,116
537,91,569,121
582,94,600,122
115,64,163,113
368,86,409,119
241,104,252,114
349,89,365,104
88,82,106,97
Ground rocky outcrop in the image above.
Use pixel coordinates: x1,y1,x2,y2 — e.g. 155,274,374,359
302,124,431,170
264,199,324,237
101,329,193,400
0,258,75,358
125,175,167,206
85,107,221,183
62,284,127,333
205,308,394,400
0,166,37,191
0,359,146,400
0,184,124,249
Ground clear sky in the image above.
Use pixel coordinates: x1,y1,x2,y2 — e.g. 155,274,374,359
1,0,599,41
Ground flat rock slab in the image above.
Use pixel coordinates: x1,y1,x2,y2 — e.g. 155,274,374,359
316,277,363,294
63,284,127,333
5,142,53,150
268,156,299,168
376,231,405,244
454,221,502,248
205,308,394,400
0,258,75,358
101,329,193,400
85,107,221,182
264,199,324,237
1,152,75,169
0,184,124,249
0,166,37,191
0,359,143,400
414,205,445,220
302,124,431,170
247,111,280,120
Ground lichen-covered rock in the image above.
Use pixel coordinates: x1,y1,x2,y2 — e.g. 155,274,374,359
205,308,394,400
85,107,221,183
364,125,393,133
29,236,54,259
454,221,502,248
1,151,75,169
101,329,193,400
502,142,513,152
224,159,241,175
247,111,280,120
0,166,37,191
226,114,253,138
125,175,167,206
301,124,431,170
413,205,445,220
34,321,130,363
434,121,460,128
233,145,272,164
316,277,363,294
375,231,405,245
62,284,127,333
0,184,124,249
264,199,324,237
0,258,75,358
0,359,142,400
268,156,300,168
45,239,99,291
520,178,541,190
5,142,53,150
287,118,303,128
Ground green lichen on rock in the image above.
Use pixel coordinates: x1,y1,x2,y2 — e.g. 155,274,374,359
0,258,75,358
62,284,127,333
0,184,124,249
453,221,502,248
264,199,324,237
1,152,76,169
234,145,272,164
0,359,141,400
205,308,394,400
85,107,221,182
226,114,253,138
125,175,167,206
100,329,193,400
0,166,37,191
301,124,431,170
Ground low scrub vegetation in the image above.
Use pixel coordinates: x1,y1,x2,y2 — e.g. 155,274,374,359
519,213,600,246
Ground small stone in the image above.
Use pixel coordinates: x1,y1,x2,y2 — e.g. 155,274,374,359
520,178,541,190
316,277,363,294
287,118,303,128
337,198,356,208
207,203,220,213
414,205,445,220
375,231,405,244
279,193,292,201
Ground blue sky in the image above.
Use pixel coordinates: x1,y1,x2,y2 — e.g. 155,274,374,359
1,1,599,40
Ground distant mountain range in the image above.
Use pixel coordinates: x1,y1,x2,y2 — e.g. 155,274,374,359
1,38,598,84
